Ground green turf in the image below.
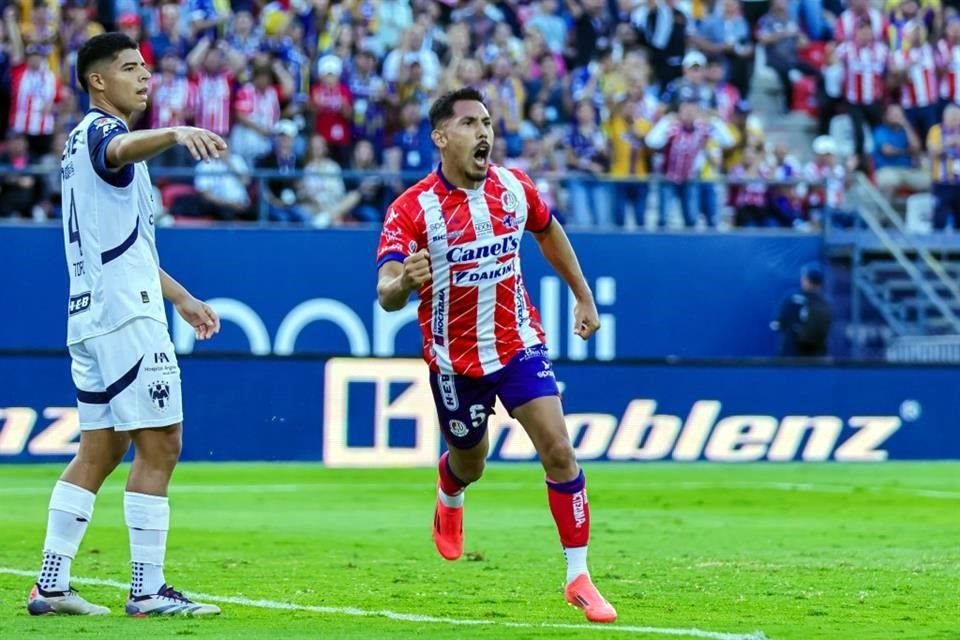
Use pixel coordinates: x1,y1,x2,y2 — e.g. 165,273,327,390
0,463,957,640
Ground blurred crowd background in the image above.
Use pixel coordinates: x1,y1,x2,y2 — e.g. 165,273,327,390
0,0,958,229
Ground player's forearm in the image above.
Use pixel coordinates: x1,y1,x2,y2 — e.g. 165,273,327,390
534,221,593,302
377,273,415,311
160,268,192,305
107,129,178,168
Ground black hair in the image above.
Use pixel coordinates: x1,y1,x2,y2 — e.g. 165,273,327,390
76,32,139,93
428,87,486,130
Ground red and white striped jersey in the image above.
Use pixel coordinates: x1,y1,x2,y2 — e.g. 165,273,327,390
234,83,281,132
804,161,846,209
937,39,960,103
376,165,551,377
837,41,888,105
10,64,61,136
190,71,233,135
149,75,195,129
834,8,886,42
732,165,770,207
894,44,938,108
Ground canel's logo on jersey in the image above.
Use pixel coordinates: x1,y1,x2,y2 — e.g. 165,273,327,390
447,236,519,263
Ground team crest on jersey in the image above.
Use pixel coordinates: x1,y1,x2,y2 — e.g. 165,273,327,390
408,240,418,253
448,419,469,438
501,190,520,213
147,381,171,411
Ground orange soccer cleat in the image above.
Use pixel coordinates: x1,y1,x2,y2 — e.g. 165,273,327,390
564,573,617,623
432,490,464,561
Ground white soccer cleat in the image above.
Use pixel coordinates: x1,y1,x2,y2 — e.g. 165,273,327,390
27,583,111,616
125,584,221,616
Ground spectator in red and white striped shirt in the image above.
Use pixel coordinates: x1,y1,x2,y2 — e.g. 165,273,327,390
645,94,735,228
148,49,196,170
834,0,887,43
893,22,939,142
732,148,775,227
187,39,239,137
10,43,62,156
835,20,888,165
937,18,960,108
231,64,293,166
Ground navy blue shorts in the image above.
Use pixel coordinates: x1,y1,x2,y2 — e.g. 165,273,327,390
429,345,560,450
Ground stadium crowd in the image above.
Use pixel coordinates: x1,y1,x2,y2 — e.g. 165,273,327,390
0,0,959,228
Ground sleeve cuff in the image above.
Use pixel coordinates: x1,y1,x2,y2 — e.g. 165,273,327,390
529,214,554,234
376,251,407,269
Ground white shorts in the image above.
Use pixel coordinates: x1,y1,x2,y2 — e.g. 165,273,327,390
69,317,183,431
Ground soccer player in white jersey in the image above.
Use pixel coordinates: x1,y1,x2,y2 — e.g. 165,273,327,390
27,33,226,617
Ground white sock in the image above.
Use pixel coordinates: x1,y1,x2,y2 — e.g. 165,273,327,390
39,481,96,592
564,545,589,585
124,492,169,596
438,487,464,508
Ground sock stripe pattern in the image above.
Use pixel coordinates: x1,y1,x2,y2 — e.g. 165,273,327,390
438,451,468,496
546,468,590,548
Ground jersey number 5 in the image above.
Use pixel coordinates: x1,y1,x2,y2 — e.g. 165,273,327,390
67,189,82,255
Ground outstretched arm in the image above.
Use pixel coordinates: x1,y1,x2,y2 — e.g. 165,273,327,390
532,221,600,340
160,268,220,340
106,127,227,168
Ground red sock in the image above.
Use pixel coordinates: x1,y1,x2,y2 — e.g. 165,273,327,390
546,469,589,548
438,451,468,496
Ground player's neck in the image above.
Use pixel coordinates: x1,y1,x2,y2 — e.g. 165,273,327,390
438,162,484,191
90,99,133,128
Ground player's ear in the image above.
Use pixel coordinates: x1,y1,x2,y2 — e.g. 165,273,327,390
431,128,446,150
86,70,105,93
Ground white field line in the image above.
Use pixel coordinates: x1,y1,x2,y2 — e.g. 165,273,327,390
0,568,767,640
2,480,958,498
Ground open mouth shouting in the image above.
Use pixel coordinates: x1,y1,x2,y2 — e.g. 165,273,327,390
471,141,491,170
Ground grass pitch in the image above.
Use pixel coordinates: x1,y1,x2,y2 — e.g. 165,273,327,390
0,463,956,639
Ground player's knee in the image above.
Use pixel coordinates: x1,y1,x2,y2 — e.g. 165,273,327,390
539,438,577,480
75,440,128,475
136,428,182,470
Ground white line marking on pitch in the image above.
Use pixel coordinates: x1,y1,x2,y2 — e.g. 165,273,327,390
2,480,958,499
0,568,767,640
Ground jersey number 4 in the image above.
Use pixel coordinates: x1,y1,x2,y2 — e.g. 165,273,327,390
67,189,82,255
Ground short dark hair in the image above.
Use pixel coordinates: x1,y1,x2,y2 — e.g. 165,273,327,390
428,87,486,130
76,32,139,93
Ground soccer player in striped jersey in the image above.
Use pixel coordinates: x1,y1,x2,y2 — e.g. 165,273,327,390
375,88,616,623
27,33,225,618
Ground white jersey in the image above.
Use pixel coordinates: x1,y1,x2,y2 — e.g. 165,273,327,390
62,109,165,345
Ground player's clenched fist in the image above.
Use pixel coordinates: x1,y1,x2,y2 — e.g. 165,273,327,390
173,126,228,162
401,249,432,290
